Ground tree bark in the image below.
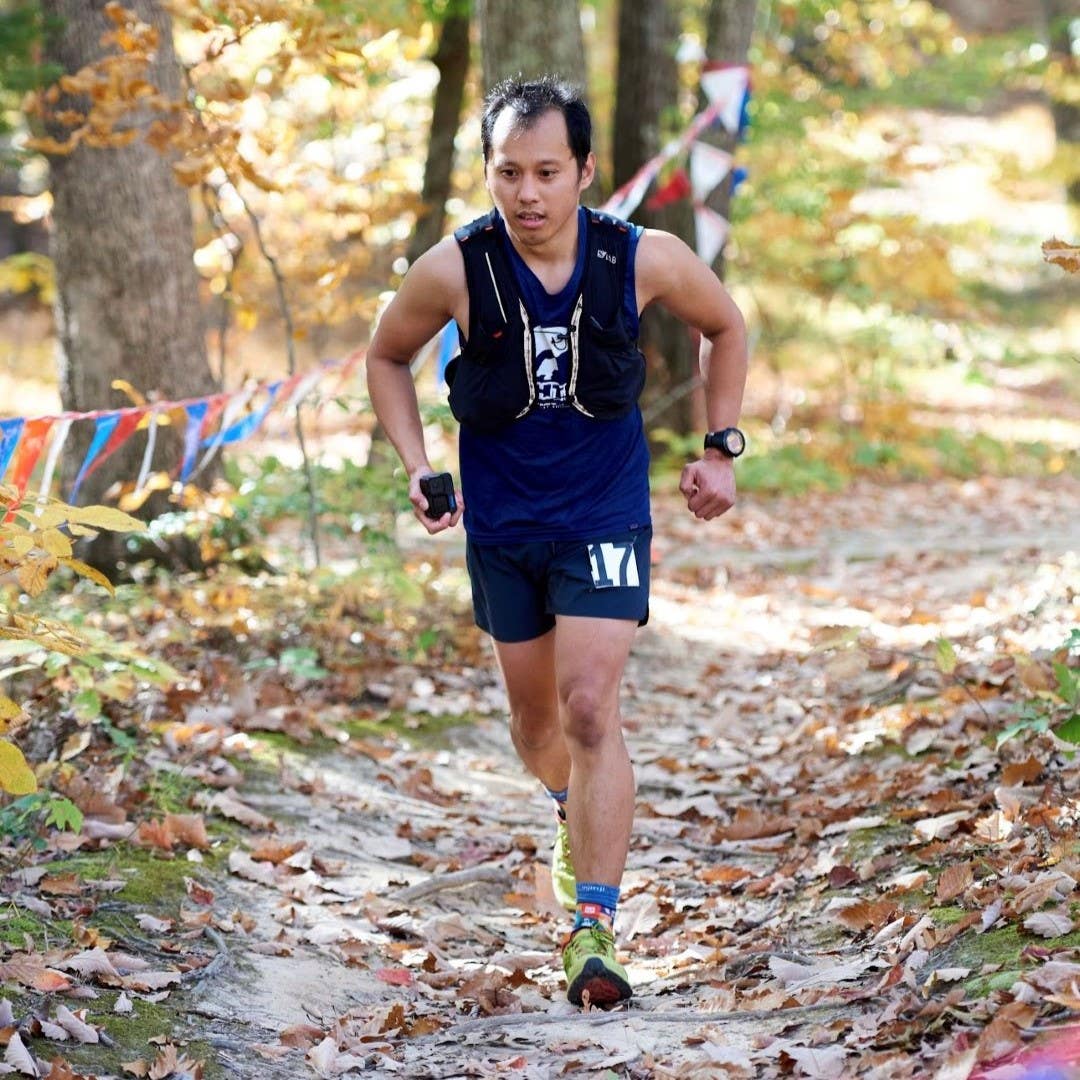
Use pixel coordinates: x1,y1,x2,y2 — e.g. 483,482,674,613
476,0,586,92
613,0,698,435
1040,0,1079,201
406,8,472,265
41,0,218,568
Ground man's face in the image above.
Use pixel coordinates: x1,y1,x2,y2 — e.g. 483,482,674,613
485,107,595,248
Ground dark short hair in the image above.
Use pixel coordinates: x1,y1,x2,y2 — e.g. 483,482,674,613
481,75,591,173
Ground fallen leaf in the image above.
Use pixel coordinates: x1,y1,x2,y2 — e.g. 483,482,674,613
976,1015,1024,1063
4,1031,38,1076
1024,910,1074,939
936,862,974,903
53,1006,98,1044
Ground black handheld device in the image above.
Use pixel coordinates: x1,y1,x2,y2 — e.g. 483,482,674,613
419,473,457,520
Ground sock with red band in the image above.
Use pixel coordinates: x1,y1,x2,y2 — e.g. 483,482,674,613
573,882,619,932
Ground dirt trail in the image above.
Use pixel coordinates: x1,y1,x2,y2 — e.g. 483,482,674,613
167,473,1078,1078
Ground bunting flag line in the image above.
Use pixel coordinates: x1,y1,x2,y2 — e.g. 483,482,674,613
599,63,750,266
0,355,358,508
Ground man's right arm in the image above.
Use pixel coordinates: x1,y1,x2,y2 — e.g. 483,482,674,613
366,238,466,533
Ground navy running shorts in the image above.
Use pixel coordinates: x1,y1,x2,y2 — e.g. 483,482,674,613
465,526,652,643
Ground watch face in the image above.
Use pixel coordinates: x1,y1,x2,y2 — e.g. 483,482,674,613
724,428,746,456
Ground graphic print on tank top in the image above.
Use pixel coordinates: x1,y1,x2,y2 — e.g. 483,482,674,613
534,325,570,408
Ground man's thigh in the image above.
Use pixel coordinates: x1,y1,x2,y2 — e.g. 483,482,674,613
553,614,638,709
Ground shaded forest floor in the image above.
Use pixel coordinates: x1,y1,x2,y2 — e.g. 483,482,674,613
3,470,1078,1079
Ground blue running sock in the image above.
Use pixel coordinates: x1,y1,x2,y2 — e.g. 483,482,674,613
574,882,619,932
545,785,569,821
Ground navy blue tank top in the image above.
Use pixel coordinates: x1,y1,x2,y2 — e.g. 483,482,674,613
458,208,651,544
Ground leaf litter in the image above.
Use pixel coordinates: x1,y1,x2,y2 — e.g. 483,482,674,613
0,475,1078,1077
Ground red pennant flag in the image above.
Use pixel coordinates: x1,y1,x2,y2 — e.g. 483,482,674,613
8,417,54,498
645,168,691,211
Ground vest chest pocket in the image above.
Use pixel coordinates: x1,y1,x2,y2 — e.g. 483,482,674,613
446,323,532,431
577,314,647,419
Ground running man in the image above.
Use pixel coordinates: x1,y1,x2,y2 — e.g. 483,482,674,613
366,76,748,1007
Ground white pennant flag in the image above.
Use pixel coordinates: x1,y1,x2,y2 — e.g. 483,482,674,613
701,65,749,133
603,167,656,220
36,416,72,509
694,205,730,266
689,142,734,203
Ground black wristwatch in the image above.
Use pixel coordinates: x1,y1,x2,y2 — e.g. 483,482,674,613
704,427,746,458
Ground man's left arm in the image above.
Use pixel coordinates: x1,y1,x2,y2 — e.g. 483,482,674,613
636,229,749,520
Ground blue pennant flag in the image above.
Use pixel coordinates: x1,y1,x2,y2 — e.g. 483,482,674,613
69,413,120,502
0,417,25,482
204,382,282,447
180,401,209,483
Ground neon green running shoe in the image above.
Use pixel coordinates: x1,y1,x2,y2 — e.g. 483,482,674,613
550,816,577,913
562,923,632,1007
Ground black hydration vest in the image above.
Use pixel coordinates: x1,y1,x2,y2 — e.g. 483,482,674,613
445,208,647,433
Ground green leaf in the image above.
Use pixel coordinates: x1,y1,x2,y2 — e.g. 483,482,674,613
72,688,102,722
1053,662,1078,707
995,711,1050,750
1053,713,1080,745
936,638,958,676
45,797,83,833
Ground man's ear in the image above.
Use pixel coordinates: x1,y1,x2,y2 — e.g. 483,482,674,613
579,152,596,193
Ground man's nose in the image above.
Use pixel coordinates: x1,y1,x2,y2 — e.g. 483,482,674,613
519,173,539,201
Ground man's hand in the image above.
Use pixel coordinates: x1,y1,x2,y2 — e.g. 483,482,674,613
409,469,465,534
679,455,736,520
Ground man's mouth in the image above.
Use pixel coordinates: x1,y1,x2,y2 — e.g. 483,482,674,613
517,212,545,228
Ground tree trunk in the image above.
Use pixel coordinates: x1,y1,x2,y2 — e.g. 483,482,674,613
701,0,757,280
613,0,699,435
476,0,586,92
41,0,218,568
1040,0,1079,201
406,8,472,265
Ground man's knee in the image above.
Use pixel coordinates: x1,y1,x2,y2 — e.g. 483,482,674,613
560,683,616,750
510,702,561,749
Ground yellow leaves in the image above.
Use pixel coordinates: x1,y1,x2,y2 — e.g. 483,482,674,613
66,559,116,594
172,155,216,187
16,554,59,597
69,504,143,533
1043,237,1080,274
0,739,38,795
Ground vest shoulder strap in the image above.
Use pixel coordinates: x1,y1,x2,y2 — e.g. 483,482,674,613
583,210,634,328
454,210,517,332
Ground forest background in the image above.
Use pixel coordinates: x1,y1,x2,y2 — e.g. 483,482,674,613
0,0,1078,1077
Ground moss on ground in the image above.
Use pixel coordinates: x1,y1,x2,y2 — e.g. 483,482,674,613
926,916,1080,998
0,906,73,949
46,993,226,1079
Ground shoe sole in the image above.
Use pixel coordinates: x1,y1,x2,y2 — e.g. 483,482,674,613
567,957,633,1007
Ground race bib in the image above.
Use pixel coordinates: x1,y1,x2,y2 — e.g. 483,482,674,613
587,540,640,589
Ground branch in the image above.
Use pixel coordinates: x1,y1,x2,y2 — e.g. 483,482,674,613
181,68,322,567
390,865,511,904
443,996,874,1036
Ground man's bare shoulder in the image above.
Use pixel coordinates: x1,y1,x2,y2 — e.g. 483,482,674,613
634,228,697,307
404,234,468,306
